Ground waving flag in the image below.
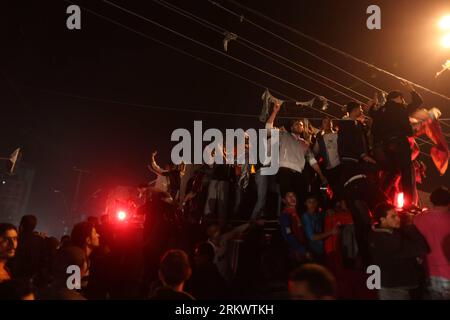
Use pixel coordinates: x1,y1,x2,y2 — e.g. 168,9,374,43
412,108,449,175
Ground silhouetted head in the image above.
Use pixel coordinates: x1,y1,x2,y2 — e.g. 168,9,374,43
87,216,99,228
430,186,450,207
159,249,192,289
345,101,363,119
71,222,100,252
386,90,405,104
19,215,37,234
60,235,71,248
374,203,400,229
288,263,336,300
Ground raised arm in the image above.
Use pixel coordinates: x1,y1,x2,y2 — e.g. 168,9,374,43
366,92,380,118
402,81,423,114
149,151,167,175
406,90,423,114
179,162,186,177
265,102,281,129
301,214,339,242
221,222,251,242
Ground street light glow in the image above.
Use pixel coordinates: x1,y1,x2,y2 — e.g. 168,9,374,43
439,15,450,30
441,33,450,48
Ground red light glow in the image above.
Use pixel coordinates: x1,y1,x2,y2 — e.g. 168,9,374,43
117,210,127,221
395,192,404,209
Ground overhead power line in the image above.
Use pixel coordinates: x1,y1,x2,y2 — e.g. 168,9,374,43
221,0,450,102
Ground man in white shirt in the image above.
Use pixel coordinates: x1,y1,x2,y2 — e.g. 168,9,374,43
266,103,328,211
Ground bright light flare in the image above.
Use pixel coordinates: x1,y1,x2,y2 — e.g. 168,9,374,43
441,33,450,48
439,15,450,30
395,192,405,209
117,210,127,221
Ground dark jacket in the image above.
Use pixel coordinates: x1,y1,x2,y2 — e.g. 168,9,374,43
151,286,195,300
11,232,47,280
368,225,429,288
39,286,87,300
187,263,229,300
371,91,423,144
337,119,369,162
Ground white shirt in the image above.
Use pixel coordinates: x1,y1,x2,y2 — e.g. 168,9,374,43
265,122,317,173
322,132,340,169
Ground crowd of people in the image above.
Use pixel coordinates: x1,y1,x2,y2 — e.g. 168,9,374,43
0,82,449,300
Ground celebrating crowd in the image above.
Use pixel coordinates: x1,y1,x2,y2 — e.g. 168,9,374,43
0,82,449,300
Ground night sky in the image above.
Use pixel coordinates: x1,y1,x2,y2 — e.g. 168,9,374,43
2,0,450,235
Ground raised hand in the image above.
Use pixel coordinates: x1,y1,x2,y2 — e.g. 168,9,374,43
400,80,415,92
273,102,281,113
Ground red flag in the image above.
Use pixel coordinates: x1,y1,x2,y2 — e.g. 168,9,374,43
425,121,449,175
413,111,449,175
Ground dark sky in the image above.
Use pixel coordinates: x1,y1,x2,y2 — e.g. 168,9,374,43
2,0,450,234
